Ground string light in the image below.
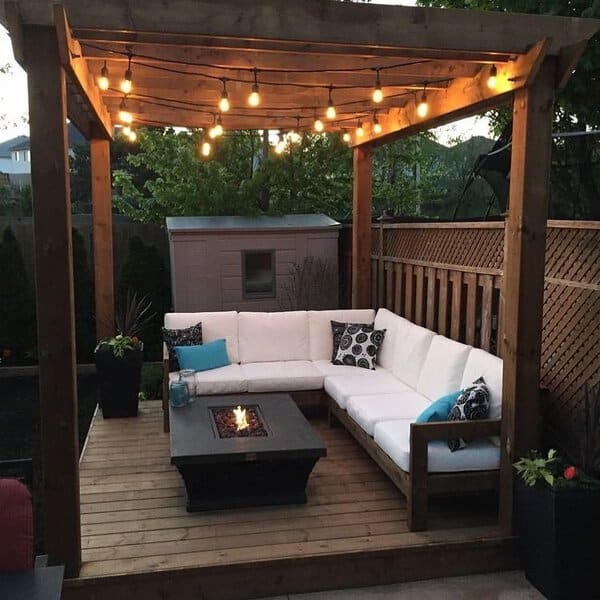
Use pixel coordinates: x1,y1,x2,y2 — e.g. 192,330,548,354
356,120,364,137
118,97,133,124
214,113,224,137
122,125,131,137
416,87,429,119
372,112,382,134
219,78,230,112
275,131,286,154
326,85,336,120
487,64,498,89
128,129,137,143
201,140,211,157
342,132,352,143
98,60,109,91
289,118,302,144
120,49,133,94
314,112,324,133
372,68,383,104
248,68,261,107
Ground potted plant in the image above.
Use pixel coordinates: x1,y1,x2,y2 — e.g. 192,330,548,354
514,382,600,600
94,292,154,418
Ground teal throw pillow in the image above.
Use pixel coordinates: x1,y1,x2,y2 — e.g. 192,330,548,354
416,390,462,423
175,339,230,372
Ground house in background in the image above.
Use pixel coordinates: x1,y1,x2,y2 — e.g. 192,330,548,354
0,124,87,188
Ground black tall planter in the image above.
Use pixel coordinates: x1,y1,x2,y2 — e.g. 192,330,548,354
95,344,143,418
516,477,600,600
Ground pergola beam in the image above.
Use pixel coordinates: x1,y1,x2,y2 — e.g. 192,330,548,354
53,4,113,140
355,39,551,147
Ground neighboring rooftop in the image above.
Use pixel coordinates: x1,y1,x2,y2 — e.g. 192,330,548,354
166,214,342,233
0,135,29,158
0,124,87,155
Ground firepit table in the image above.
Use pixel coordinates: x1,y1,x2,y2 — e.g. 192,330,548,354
169,393,327,511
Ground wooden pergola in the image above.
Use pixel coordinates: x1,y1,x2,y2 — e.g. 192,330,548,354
1,0,598,581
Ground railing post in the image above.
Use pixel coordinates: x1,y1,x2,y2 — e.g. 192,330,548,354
352,145,372,308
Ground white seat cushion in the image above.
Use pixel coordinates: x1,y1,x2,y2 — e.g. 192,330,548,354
391,320,435,388
241,361,323,393
308,309,375,361
461,348,503,419
416,336,472,400
164,311,240,363
168,364,247,395
313,359,385,378
238,311,309,363
374,419,500,473
324,371,409,409
346,391,431,436
374,308,404,371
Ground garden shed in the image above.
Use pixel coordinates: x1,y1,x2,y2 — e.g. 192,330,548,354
166,214,341,312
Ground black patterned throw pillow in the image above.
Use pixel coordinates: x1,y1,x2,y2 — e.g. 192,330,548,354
333,324,386,370
330,320,374,362
162,322,202,371
447,376,490,452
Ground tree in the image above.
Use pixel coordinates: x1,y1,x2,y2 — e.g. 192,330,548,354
71,228,95,362
0,226,36,360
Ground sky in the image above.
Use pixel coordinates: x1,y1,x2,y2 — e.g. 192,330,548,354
0,0,491,145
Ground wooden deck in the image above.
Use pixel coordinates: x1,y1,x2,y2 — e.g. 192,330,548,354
63,401,517,600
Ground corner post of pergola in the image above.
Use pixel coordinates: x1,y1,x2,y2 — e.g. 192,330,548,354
23,24,81,577
351,145,373,309
499,57,557,534
90,138,115,340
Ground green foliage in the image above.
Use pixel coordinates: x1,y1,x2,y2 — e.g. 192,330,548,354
71,228,95,362
0,226,36,358
514,449,559,487
117,236,170,358
139,364,163,401
114,291,156,339
97,334,140,358
418,0,600,131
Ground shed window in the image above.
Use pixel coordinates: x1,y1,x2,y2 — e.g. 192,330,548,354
242,250,275,298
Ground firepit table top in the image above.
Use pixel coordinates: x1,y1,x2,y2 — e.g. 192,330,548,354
169,393,327,465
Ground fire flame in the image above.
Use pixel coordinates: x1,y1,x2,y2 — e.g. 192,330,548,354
233,405,249,431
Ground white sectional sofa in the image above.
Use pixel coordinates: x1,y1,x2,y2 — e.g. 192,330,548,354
163,307,502,530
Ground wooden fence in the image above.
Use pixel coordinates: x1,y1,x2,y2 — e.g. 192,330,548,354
340,221,600,456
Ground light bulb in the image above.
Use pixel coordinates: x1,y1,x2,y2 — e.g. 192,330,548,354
201,141,211,157
214,123,223,137
417,91,428,118
373,119,382,135
314,118,324,133
373,87,383,104
120,69,132,94
289,130,301,144
248,86,260,107
118,98,133,124
209,127,218,139
487,64,498,90
122,125,131,137
128,130,137,143
219,93,230,113
356,121,364,137
342,132,351,143
98,61,109,91
326,104,336,120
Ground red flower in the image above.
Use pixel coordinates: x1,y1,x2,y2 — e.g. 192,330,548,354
563,466,577,480
131,336,139,343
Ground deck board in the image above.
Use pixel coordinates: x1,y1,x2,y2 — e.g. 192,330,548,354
67,400,516,599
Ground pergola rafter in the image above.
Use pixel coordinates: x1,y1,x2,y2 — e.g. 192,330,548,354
1,0,598,583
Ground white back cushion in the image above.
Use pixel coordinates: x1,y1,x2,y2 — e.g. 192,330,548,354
308,309,375,361
374,308,404,370
391,320,435,388
164,311,240,363
461,348,503,419
416,335,472,400
239,311,309,363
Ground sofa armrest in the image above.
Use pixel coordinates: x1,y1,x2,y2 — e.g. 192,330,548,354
163,342,169,362
410,418,501,443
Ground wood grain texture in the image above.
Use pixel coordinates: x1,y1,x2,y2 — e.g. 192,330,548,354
352,146,372,308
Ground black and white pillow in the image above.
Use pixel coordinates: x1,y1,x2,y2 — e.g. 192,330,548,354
447,376,490,452
330,320,374,362
333,324,386,370
162,322,202,371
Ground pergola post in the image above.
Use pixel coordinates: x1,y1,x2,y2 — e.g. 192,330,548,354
352,145,373,308
499,59,556,534
91,139,115,340
24,25,81,576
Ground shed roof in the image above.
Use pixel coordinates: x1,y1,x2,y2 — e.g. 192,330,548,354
166,214,341,234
